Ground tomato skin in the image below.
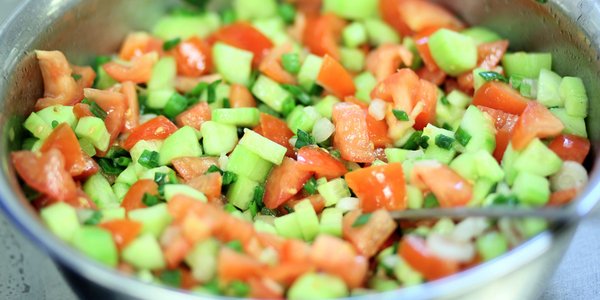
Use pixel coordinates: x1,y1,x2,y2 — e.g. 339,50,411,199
40,123,89,177
416,66,447,86
346,163,407,212
249,277,285,299
122,116,178,150
264,158,313,209
297,146,346,180
332,103,375,163
103,52,158,84
72,65,96,101
398,0,464,33
84,88,127,151
218,248,263,283
380,0,413,35
303,13,345,60
399,235,460,281
98,219,143,251
171,156,219,181
121,81,140,133
472,82,529,115
211,22,274,66
366,112,393,148
173,36,212,77
511,101,565,151
548,188,579,206
411,162,472,207
34,50,80,111
413,27,444,72
258,113,295,157
187,172,223,202
414,78,438,130
12,149,77,202
262,261,313,288
366,44,414,82
548,134,591,164
121,179,159,211
317,55,356,99
229,84,256,108
163,233,192,269
310,235,368,289
73,103,94,118
259,43,297,85
175,102,212,130
478,105,519,162
342,210,398,258
119,32,163,60
457,40,510,94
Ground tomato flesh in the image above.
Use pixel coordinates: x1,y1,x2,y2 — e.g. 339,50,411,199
264,158,313,209
121,179,159,211
332,103,375,163
346,163,407,212
411,163,472,207
173,36,212,77
175,102,212,130
548,134,591,164
511,101,564,151
172,156,219,182
342,210,397,258
123,116,178,150
297,146,346,180
399,235,460,281
317,55,356,99
40,123,89,177
99,219,143,251
472,82,529,115
258,113,295,157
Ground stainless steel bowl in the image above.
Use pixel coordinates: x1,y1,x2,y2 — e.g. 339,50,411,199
0,0,599,299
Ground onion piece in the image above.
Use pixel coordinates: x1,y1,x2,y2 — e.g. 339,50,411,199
368,99,388,121
427,233,475,263
451,217,489,242
312,118,335,143
336,197,360,213
550,161,588,192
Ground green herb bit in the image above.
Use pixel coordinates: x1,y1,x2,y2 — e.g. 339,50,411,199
424,193,439,208
281,53,301,74
258,103,282,118
455,127,472,147
295,129,316,149
492,194,519,206
159,269,182,288
308,84,324,96
187,82,209,98
435,134,455,150
162,37,181,51
222,171,238,185
392,109,410,121
281,97,296,117
207,79,223,104
278,3,297,24
154,172,168,185
114,157,132,167
182,0,210,11
223,98,231,108
440,95,450,106
71,73,82,81
97,158,124,175
138,150,160,169
479,71,509,83
253,185,265,208
164,93,189,118
227,281,250,297
83,211,103,226
106,146,129,159
401,131,423,150
221,9,236,25
22,138,38,151
51,120,59,128
352,213,373,227
226,240,244,253
441,122,453,131
283,204,295,214
303,177,318,195
418,135,430,149
282,84,312,105
82,98,108,121
207,165,223,174
142,193,161,207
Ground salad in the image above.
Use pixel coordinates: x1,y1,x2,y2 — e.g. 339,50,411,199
12,0,591,298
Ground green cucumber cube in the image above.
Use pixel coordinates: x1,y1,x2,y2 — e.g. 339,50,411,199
406,185,424,209
252,18,290,46
75,116,110,152
354,72,377,103
385,148,425,163
116,163,139,185
476,232,508,261
501,143,520,186
226,145,273,183
201,121,238,156
343,22,368,48
148,89,176,110
294,199,320,241
138,166,176,180
78,138,96,157
470,179,495,206
317,178,351,206
153,13,221,40
239,129,287,165
428,29,477,76
40,202,80,242
83,173,119,209
537,69,563,107
550,108,587,138
24,112,52,140
164,184,207,202
159,126,202,165
298,55,324,91
101,207,126,222
314,95,341,120
130,140,163,164
147,57,177,109
185,238,219,282
459,106,496,154
254,220,277,234
423,124,456,164
319,207,343,237
122,234,166,270
560,76,588,118
212,108,260,127
461,27,502,45
226,175,259,210
251,75,293,112
513,138,562,177
512,172,550,206
288,273,349,299
323,0,378,20
71,227,118,267
112,182,130,202
128,203,173,238
363,19,401,46
274,212,303,239
286,106,322,133
37,105,77,129
340,47,366,72
502,52,552,79
213,42,254,86
95,66,117,90
234,0,277,21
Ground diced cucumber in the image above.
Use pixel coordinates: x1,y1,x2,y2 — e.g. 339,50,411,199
185,238,219,282
298,54,324,91
147,57,177,109
385,148,425,163
514,138,562,177
130,140,163,164
212,108,260,127
428,29,477,76
201,121,238,156
287,106,322,133
159,126,202,165
274,212,303,239
314,95,341,119
199,82,232,110
402,37,423,70
476,231,508,261
254,220,277,234
502,52,552,79
213,42,254,86
288,273,349,299
164,184,207,202
71,227,118,267
393,257,424,286
461,27,502,45
318,178,351,206
37,105,77,130
472,68,487,91
95,65,117,90
354,72,377,103
128,203,173,237
251,75,292,112
83,173,119,209
112,182,130,202
40,202,80,242
101,207,126,222
122,234,166,270
139,166,176,180
501,144,520,186
319,207,343,237
239,129,287,165
343,22,368,48
363,19,401,46
436,97,465,129
423,124,456,164
406,185,424,209
252,18,290,46
227,145,273,183
458,106,496,153
226,175,259,210
234,0,277,21
294,199,320,241
153,13,220,40
512,172,550,206
536,69,563,107
75,116,110,152
450,150,504,183
517,218,548,238
323,0,378,20
447,90,472,109
470,179,495,206
24,112,53,140
550,108,587,138
340,47,365,72
79,138,96,157
115,164,138,186
560,76,588,118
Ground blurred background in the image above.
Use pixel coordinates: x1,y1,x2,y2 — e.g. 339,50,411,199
0,0,598,299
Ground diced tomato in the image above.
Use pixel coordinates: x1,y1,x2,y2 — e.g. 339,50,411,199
345,96,368,109
366,44,414,82
187,172,223,202
121,179,158,211
218,248,264,283
290,0,322,16
342,210,398,258
399,235,460,281
34,50,80,110
73,103,94,118
72,156,100,181
119,32,163,60
40,123,89,177
413,27,444,72
164,233,193,269
310,235,368,289
297,146,346,180
211,22,274,66
98,219,143,251
173,36,212,77
472,82,529,115
278,239,311,264
380,0,413,35
264,158,313,209
258,113,295,157
168,195,203,222
263,262,314,288
414,78,438,130
416,66,447,86
259,43,297,85
548,188,579,207
103,52,159,84
180,268,199,290
121,81,140,133
332,103,375,163
84,88,127,149
411,162,472,207
317,55,356,99
303,13,345,60
372,68,420,107
122,116,178,150
457,40,510,94
548,134,591,164
214,213,257,244
175,102,212,130
366,112,393,147
12,149,77,202
511,101,565,150
249,278,285,299
229,84,257,108
181,212,213,244
398,0,464,33
478,105,519,161
346,163,407,212
172,156,219,181
71,65,96,101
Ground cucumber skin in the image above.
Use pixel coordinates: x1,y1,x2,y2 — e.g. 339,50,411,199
428,29,478,76
459,106,496,154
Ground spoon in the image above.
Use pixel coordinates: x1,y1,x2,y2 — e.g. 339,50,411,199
389,207,577,222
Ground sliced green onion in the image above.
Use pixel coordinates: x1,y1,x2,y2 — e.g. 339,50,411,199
164,93,188,118
187,82,209,98
71,73,82,81
253,185,265,208
162,37,181,51
142,193,161,206
207,80,222,104
392,109,409,121
226,281,250,297
221,9,236,25
81,98,108,120
424,193,439,208
281,97,296,117
402,131,423,150
352,213,372,227
138,150,160,169
282,84,312,105
295,129,316,148
418,135,430,149
303,177,318,195
281,53,301,74
207,165,222,174
154,172,168,185
97,158,124,175
83,211,103,225
51,120,59,128
440,95,450,106
278,3,296,24
479,71,509,83
222,171,238,185
435,134,455,150
225,240,243,253
114,157,132,167
158,269,182,287
455,127,472,146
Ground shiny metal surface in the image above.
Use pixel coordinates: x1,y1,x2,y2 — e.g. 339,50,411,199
0,0,598,299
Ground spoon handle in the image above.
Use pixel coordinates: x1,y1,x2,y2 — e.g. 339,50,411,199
389,207,575,221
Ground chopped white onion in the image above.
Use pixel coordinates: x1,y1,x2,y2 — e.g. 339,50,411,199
368,99,388,121
550,161,588,192
498,218,521,247
312,118,336,143
427,233,476,263
336,197,360,213
218,153,229,170
289,137,298,148
451,217,490,242
139,113,158,124
258,247,279,266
